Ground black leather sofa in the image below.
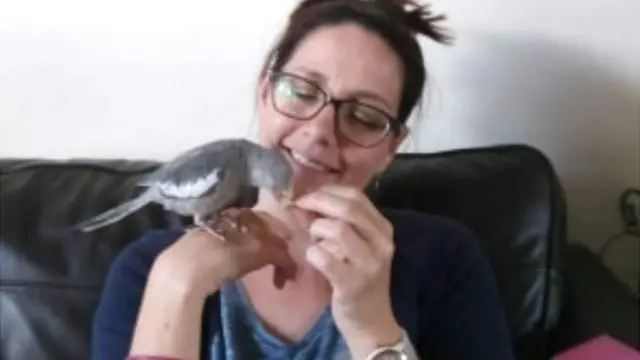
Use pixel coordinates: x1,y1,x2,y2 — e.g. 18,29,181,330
1,144,638,360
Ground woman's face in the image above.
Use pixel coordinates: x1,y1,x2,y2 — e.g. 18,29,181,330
257,23,408,196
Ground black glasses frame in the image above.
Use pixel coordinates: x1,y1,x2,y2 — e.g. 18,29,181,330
269,71,401,148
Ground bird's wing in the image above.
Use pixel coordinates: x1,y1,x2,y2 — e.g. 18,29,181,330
138,140,244,199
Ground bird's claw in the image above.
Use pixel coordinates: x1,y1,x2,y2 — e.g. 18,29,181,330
194,209,259,240
227,217,249,234
194,215,226,242
200,224,226,242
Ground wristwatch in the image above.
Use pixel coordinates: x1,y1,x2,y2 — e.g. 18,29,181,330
366,347,409,360
364,330,413,360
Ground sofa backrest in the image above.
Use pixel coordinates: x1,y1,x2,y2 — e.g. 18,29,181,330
0,144,565,360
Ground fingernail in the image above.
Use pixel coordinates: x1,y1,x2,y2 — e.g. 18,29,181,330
305,245,322,263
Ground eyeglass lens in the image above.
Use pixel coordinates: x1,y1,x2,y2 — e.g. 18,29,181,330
271,73,392,147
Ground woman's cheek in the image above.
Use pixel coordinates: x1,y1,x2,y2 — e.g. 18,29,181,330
339,157,377,189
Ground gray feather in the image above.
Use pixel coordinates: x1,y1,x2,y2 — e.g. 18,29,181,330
74,190,154,232
72,138,292,233
139,138,252,191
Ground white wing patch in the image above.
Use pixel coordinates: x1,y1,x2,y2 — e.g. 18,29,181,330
158,169,221,198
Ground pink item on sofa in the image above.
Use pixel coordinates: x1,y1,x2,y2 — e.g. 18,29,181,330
553,335,640,360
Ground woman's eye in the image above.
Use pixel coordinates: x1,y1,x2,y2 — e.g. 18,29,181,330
352,111,386,130
293,88,316,100
276,80,313,99
276,81,297,98
290,84,319,100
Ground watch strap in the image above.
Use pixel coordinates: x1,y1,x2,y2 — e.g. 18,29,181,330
364,328,418,360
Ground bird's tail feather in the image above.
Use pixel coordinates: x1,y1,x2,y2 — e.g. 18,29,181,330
73,191,152,232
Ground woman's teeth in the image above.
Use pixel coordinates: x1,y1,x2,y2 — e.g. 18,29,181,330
290,151,330,172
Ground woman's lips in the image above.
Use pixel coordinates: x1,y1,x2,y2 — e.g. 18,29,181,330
283,148,340,174
280,147,340,202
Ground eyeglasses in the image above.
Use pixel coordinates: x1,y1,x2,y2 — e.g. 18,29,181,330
269,71,400,148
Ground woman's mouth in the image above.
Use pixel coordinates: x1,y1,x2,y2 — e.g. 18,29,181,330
284,148,339,174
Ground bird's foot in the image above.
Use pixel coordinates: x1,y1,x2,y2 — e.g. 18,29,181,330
235,210,254,234
201,224,226,242
193,215,226,242
227,216,249,234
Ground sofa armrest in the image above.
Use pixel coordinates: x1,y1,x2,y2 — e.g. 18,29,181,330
550,243,639,353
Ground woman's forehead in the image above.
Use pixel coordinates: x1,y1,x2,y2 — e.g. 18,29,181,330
283,24,404,112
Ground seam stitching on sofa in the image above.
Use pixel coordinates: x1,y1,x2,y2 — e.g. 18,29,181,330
0,280,101,290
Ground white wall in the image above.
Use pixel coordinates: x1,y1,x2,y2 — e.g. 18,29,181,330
1,0,639,253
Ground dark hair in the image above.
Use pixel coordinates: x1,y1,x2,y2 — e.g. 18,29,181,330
259,0,453,126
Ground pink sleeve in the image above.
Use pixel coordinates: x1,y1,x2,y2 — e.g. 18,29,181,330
553,335,640,360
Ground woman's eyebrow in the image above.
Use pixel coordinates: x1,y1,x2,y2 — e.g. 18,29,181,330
290,66,393,112
293,66,326,82
350,90,392,112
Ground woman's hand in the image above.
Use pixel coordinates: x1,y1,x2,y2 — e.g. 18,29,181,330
294,185,404,360
131,209,296,360
151,208,297,300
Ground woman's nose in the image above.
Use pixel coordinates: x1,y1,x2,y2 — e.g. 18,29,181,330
299,104,339,148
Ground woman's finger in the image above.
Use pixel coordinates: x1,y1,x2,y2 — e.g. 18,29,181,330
318,185,388,231
312,186,395,257
295,192,371,234
270,249,298,289
305,243,349,291
309,218,373,265
295,190,390,252
316,239,348,262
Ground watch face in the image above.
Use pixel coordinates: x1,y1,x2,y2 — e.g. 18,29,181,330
372,348,408,360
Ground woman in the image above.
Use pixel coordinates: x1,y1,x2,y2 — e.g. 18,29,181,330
92,0,516,359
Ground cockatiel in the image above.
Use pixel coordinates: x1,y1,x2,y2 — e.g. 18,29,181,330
73,138,294,238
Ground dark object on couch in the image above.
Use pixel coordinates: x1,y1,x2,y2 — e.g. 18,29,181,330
1,144,638,360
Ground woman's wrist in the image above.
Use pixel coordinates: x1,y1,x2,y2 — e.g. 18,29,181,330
129,264,209,360
147,261,211,305
149,252,221,301
339,314,404,360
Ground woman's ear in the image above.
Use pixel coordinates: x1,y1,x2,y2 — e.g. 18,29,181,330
391,125,409,152
257,73,271,106
377,125,408,173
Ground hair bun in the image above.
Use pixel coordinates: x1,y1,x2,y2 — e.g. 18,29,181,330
289,0,341,17
373,0,454,44
291,0,453,45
